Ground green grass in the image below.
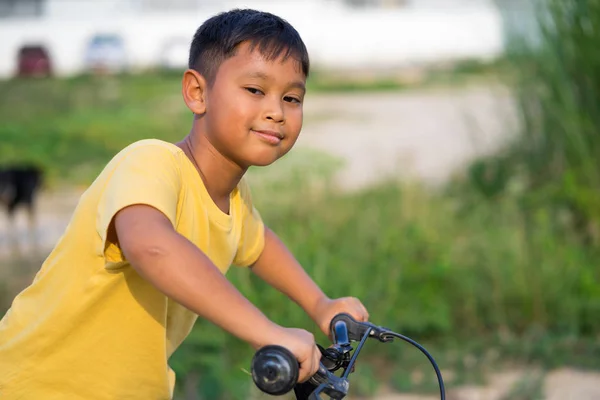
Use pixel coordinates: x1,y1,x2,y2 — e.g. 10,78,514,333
2,173,597,398
165,174,600,399
0,73,189,185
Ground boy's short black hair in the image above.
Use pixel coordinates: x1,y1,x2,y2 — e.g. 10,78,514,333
188,9,310,83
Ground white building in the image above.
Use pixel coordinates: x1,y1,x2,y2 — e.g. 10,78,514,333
0,0,507,79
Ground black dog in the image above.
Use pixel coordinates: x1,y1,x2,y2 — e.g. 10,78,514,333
0,165,43,222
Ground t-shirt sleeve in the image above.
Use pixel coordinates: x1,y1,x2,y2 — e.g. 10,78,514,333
232,178,265,267
96,144,182,261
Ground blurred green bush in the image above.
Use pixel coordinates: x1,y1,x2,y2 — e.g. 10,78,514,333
488,0,600,245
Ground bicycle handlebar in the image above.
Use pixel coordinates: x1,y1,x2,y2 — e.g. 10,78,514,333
250,313,446,400
251,345,349,399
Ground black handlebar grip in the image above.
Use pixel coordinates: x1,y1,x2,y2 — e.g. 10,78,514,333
330,313,369,342
251,345,299,396
330,313,393,343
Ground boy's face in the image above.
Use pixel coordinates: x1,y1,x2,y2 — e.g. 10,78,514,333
201,42,306,168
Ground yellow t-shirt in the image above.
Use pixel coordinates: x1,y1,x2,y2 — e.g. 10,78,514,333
0,139,265,399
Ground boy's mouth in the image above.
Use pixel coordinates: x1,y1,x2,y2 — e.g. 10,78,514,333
251,129,283,145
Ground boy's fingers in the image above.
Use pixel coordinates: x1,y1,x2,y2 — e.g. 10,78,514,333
349,297,368,321
359,303,369,321
312,346,321,378
298,349,318,383
298,362,310,383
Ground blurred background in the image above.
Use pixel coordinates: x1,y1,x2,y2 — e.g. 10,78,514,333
1,0,599,399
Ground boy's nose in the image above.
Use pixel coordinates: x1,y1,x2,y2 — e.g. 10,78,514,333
264,100,284,124
266,113,284,123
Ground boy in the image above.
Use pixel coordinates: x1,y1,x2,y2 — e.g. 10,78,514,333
0,8,369,400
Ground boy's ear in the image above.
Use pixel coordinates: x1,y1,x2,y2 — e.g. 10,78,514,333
182,69,208,114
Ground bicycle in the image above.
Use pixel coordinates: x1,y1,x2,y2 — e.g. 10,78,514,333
250,313,446,400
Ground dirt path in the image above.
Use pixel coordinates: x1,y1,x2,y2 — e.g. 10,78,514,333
299,84,516,190
350,367,600,400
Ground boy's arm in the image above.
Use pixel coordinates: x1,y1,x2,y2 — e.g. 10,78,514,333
114,204,278,348
115,204,323,382
250,227,369,335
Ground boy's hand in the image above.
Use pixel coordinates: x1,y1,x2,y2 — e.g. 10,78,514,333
262,327,322,383
312,297,369,338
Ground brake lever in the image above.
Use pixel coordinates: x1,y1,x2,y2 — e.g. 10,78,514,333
330,313,394,343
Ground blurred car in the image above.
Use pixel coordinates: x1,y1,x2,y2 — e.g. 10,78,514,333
17,45,52,78
84,34,127,74
159,37,190,71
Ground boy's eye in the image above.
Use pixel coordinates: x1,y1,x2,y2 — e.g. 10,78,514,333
245,87,264,95
284,96,302,104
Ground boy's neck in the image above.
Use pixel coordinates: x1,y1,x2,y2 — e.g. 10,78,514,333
177,132,246,212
